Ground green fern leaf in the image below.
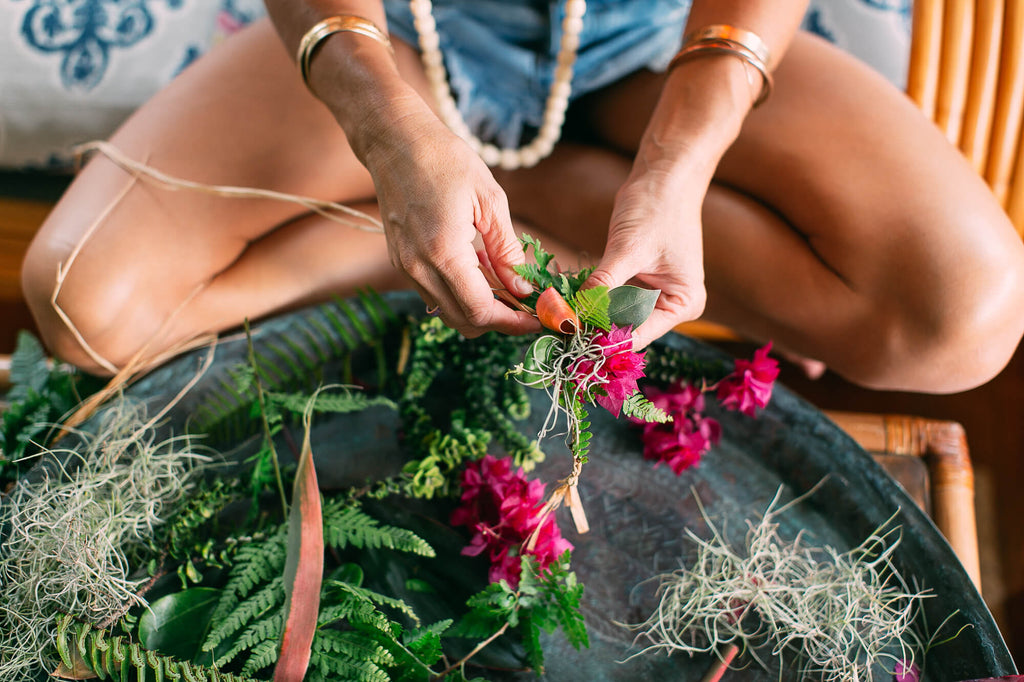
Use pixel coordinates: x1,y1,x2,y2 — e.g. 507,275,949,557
620,391,672,424
240,637,280,676
215,611,283,669
570,286,611,330
322,501,434,557
208,530,287,627
266,389,396,416
203,576,284,653
329,580,420,626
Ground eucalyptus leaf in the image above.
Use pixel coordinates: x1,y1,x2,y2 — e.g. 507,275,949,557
608,285,661,329
138,587,221,662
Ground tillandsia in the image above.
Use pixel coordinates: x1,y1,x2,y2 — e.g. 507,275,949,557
625,486,957,681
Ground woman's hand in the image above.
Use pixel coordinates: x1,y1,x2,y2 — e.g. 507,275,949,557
364,104,539,337
586,158,709,349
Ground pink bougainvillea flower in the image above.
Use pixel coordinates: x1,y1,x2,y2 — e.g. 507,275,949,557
571,325,647,417
637,382,721,475
451,455,572,587
716,342,780,417
893,660,921,682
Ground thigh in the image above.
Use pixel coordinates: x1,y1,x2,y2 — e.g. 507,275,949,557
23,19,436,368
519,32,1024,389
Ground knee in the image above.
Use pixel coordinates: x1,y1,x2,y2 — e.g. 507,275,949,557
852,225,1024,394
21,218,158,376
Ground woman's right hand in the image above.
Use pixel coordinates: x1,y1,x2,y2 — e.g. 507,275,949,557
361,100,540,337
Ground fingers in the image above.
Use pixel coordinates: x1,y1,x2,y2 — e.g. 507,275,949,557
416,256,540,337
475,192,533,298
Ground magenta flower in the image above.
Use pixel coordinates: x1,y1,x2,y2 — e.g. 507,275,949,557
451,455,573,587
637,383,721,475
716,343,780,417
893,660,920,682
571,325,647,417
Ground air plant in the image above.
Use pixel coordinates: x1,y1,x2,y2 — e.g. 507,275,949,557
626,486,946,681
0,399,208,681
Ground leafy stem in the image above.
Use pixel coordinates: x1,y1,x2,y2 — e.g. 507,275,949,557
243,318,288,517
430,621,510,680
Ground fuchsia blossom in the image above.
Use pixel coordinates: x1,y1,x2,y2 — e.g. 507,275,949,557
716,343,780,417
636,383,722,475
893,660,921,682
451,455,572,587
571,325,647,417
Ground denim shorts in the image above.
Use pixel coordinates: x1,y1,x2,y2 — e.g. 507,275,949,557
384,0,693,148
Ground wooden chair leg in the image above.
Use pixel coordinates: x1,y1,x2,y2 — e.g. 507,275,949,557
826,410,982,590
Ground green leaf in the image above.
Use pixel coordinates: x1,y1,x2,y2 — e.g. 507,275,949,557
570,287,611,330
621,391,672,424
138,587,221,662
7,330,50,400
607,285,661,329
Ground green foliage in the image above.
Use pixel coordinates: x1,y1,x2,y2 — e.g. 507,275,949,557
322,499,435,557
570,286,611,330
643,344,732,385
190,498,439,680
0,331,102,481
188,293,400,450
620,391,672,424
606,284,660,329
513,234,594,310
55,614,255,682
395,316,544,499
455,553,587,675
266,388,396,416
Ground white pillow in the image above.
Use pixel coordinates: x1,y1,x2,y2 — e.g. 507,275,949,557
0,0,266,170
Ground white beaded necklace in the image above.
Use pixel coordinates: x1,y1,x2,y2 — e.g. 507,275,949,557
408,0,587,169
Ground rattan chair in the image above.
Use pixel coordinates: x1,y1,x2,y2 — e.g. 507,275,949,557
909,0,1024,235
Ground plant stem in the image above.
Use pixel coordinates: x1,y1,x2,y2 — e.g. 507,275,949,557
701,643,739,682
431,622,510,680
244,319,288,517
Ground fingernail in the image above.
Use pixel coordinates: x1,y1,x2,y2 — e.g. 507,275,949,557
514,276,532,296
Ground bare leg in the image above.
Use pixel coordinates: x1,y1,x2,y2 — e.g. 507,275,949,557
499,33,1024,393
21,19,430,373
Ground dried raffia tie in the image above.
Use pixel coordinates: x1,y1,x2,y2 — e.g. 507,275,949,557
526,455,590,545
409,0,586,170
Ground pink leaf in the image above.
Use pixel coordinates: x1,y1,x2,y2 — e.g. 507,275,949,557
273,401,324,682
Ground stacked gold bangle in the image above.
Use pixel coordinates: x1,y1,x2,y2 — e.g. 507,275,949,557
297,15,395,92
669,24,774,108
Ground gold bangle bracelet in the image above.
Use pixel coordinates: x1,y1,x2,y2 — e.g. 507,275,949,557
297,15,395,92
681,24,772,69
669,25,774,108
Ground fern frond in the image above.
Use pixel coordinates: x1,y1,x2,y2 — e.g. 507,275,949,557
267,389,396,417
330,580,420,626
203,576,284,653
308,647,390,682
314,629,394,667
209,529,287,626
620,391,672,424
239,637,279,676
214,611,283,669
322,501,434,557
316,593,389,633
512,263,553,292
570,286,611,330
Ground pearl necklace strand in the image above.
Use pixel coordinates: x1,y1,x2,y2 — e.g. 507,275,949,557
408,0,587,169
